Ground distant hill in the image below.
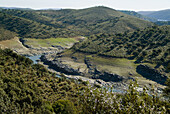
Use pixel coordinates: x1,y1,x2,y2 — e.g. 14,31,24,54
72,25,170,69
0,11,71,38
36,6,153,35
0,7,32,10
119,10,157,22
138,9,170,21
138,11,156,15
155,21,170,26
1,6,153,38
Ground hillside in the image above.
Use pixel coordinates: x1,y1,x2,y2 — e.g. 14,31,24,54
0,6,170,114
0,7,33,10
138,9,170,21
1,6,154,38
0,48,87,113
119,10,157,22
1,9,57,28
137,11,156,15
0,48,169,113
37,6,153,35
0,11,71,38
155,21,170,26
72,25,170,70
0,27,17,41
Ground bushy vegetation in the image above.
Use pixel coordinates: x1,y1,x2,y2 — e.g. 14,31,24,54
163,78,170,98
155,21,170,26
72,26,170,70
37,6,153,36
79,81,170,113
0,49,86,113
0,49,169,113
1,9,65,30
0,11,71,38
0,6,169,114
0,6,153,39
139,9,170,21
120,10,157,22
0,27,17,41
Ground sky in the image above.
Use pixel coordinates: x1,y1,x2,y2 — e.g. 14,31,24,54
0,0,170,11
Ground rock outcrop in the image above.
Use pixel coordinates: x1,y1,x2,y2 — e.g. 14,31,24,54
40,54,131,83
136,64,168,85
92,71,125,82
40,55,81,75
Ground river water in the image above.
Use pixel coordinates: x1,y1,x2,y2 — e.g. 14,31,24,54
27,55,41,64
26,55,61,78
26,55,163,94
26,55,125,93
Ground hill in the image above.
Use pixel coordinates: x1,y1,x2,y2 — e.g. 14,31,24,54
0,11,70,38
0,27,17,41
1,9,56,28
0,48,87,113
138,9,170,21
37,6,153,35
119,10,157,22
0,7,32,10
137,11,156,15
72,25,170,70
0,48,169,113
1,6,154,38
155,21,170,26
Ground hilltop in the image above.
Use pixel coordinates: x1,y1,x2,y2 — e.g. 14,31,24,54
0,6,154,38
138,9,170,21
72,25,170,69
37,6,153,35
0,11,70,38
119,10,157,22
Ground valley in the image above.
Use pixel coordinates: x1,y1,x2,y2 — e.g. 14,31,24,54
0,5,169,113
0,35,167,93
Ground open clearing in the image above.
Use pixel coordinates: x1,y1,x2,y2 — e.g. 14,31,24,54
23,37,80,48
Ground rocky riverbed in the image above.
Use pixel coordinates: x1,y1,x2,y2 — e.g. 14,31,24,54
39,53,166,94
0,37,167,94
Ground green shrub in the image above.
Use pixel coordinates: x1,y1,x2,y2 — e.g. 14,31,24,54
52,99,76,114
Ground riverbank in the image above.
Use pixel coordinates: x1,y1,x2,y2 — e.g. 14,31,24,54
39,52,165,94
0,37,166,94
0,37,83,56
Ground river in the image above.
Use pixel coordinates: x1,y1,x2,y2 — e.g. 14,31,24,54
26,55,127,93
27,55,61,78
27,55,41,64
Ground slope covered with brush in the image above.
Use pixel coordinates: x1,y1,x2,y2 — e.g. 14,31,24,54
120,10,157,22
138,9,170,21
37,6,153,35
0,48,87,113
155,21,170,26
0,11,70,38
1,6,154,37
0,27,17,41
72,25,170,69
0,49,169,113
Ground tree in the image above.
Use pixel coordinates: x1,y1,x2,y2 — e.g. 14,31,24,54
163,79,170,98
52,99,76,114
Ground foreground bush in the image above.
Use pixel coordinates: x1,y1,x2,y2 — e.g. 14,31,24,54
0,49,169,113
52,99,76,114
78,81,170,114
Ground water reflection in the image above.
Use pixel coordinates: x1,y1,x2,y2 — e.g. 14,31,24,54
27,55,41,64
